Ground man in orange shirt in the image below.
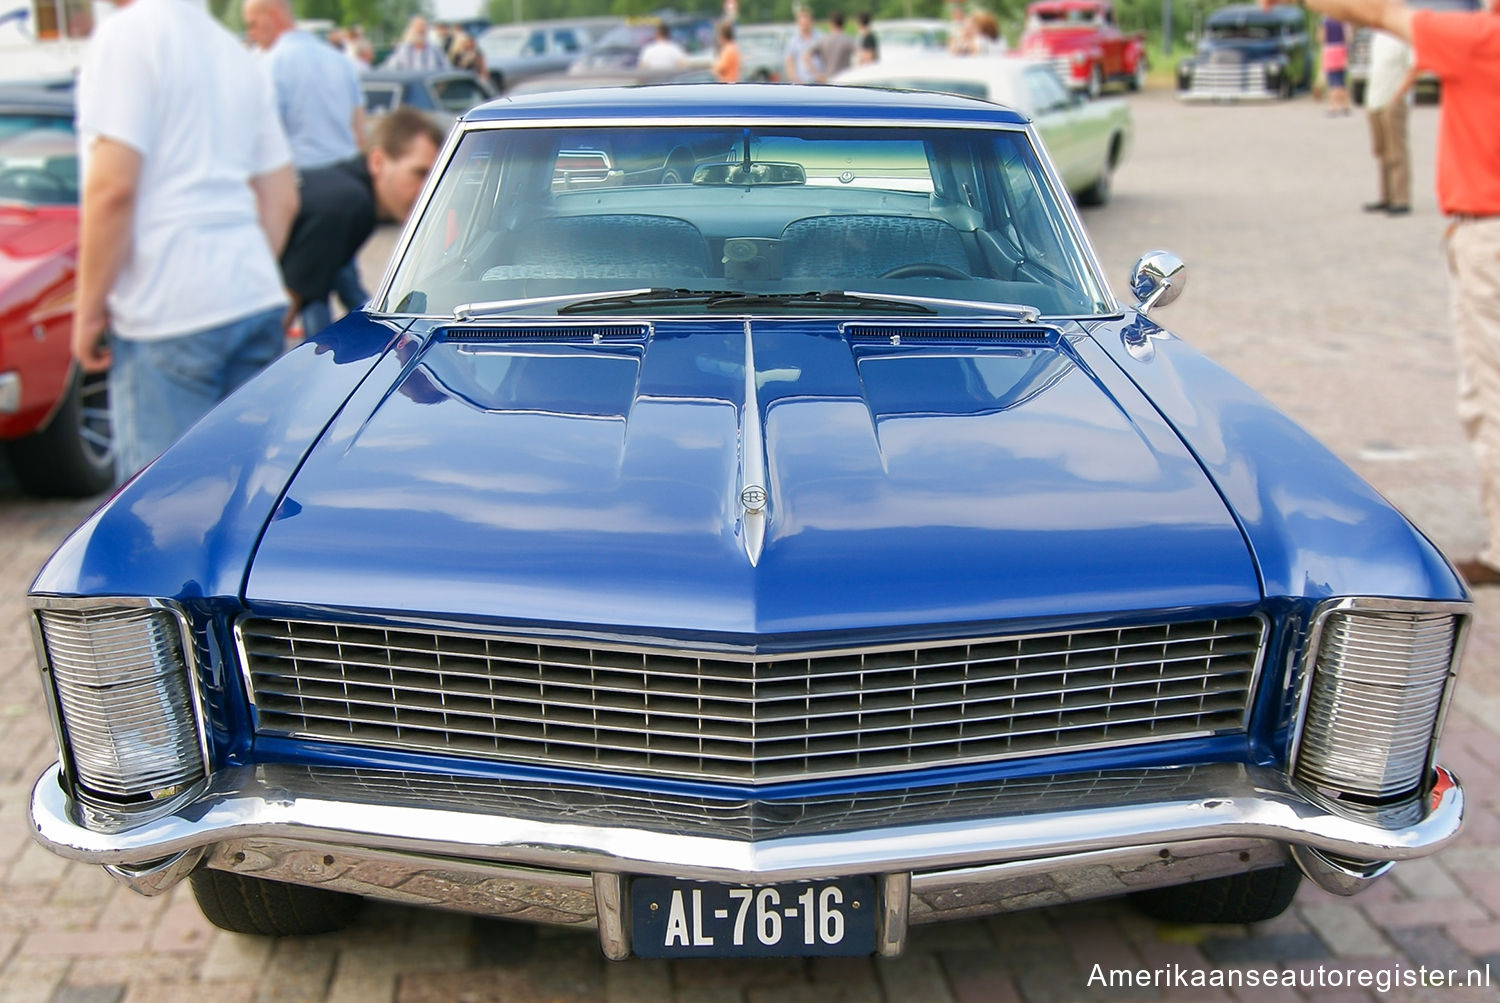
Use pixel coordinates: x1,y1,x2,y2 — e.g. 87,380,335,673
1273,0,1500,584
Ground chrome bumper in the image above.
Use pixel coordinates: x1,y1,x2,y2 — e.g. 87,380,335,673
30,761,1462,957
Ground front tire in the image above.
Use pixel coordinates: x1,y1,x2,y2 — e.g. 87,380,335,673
190,869,362,936
1129,863,1302,924
4,368,113,497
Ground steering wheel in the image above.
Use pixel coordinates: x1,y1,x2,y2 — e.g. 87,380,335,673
0,167,66,195
879,262,970,280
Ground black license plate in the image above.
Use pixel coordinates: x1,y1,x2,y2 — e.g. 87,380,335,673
631,875,877,958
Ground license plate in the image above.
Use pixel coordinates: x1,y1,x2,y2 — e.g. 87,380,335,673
630,875,877,958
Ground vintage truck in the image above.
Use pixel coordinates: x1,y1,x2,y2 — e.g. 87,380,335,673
1019,0,1147,97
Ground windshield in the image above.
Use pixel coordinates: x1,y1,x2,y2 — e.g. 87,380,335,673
0,121,78,206
1206,18,1279,39
383,122,1107,318
1027,8,1101,28
478,27,530,58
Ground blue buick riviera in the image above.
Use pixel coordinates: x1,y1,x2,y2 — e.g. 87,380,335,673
27,85,1468,959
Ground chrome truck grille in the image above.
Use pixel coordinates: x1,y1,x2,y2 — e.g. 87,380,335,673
1188,61,1273,99
238,616,1266,784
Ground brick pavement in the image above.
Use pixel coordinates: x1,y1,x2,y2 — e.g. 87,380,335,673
4,89,1500,1002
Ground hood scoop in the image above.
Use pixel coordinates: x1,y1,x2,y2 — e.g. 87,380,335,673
442,322,652,344
843,322,1056,346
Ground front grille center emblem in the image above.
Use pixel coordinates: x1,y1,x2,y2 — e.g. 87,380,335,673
741,485,767,512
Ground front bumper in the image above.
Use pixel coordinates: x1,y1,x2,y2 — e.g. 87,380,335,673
31,761,1462,956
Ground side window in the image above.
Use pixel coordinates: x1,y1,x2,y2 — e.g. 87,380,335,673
553,29,580,52
1025,69,1070,113
524,30,546,55
433,78,489,112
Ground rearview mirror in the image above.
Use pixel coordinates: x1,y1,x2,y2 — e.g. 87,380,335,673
693,161,807,186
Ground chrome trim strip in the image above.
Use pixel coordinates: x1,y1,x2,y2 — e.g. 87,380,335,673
1286,597,1471,794
452,292,655,321
30,762,1464,880
372,113,1120,317
741,320,767,567
28,596,211,806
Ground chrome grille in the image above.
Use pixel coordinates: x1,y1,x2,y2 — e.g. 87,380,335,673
1187,63,1273,99
239,616,1265,784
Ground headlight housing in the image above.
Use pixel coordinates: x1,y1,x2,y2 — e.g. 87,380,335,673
31,598,206,806
1292,598,1466,803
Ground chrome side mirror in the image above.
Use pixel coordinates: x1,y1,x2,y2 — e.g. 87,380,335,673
1130,250,1187,314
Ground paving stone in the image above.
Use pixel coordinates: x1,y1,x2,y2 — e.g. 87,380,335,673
604,959,672,1003
1300,905,1392,959
199,932,275,981
875,954,955,1003
1384,926,1482,977
1390,859,1467,902
49,987,125,1003
1199,933,1330,965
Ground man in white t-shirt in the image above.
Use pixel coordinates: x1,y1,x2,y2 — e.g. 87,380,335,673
638,22,688,71
1361,30,1419,215
73,0,299,481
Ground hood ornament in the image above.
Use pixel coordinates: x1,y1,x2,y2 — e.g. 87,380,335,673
740,322,768,567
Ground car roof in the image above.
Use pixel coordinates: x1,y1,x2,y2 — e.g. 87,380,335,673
361,69,478,84
0,79,75,114
1207,3,1301,22
466,81,1029,125
1027,0,1110,11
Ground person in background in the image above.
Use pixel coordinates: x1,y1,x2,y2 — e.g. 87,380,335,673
72,0,299,482
242,0,363,170
343,23,372,68
783,5,823,83
817,10,855,79
639,21,688,71
1361,29,1418,215
856,10,878,63
279,109,444,337
713,21,741,81
450,29,487,80
1262,0,1500,583
243,0,366,334
431,20,454,59
383,15,450,71
1320,16,1351,113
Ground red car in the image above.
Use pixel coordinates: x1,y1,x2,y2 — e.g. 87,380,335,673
0,84,112,497
1020,0,1148,98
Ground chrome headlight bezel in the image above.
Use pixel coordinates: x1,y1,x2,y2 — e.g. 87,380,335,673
29,595,210,810
1288,596,1469,806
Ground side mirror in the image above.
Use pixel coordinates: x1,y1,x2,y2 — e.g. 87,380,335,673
1130,250,1186,313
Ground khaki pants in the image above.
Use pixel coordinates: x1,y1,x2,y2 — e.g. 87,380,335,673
1367,100,1411,208
1448,217,1500,564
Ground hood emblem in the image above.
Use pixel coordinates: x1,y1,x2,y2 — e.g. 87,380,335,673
741,485,767,513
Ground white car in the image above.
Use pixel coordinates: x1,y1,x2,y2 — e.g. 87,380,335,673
834,54,1132,205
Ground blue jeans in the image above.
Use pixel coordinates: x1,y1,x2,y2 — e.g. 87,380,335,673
109,306,284,482
301,260,368,339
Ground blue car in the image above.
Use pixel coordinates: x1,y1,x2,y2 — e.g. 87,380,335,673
26,84,1468,959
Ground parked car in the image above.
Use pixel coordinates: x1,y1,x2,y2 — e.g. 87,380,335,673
835,55,1132,205
0,81,112,496
870,17,950,59
735,22,790,81
504,66,716,95
1018,0,1147,97
476,17,621,92
569,16,715,73
359,68,493,139
1346,0,1476,105
1176,3,1313,100
27,83,1469,960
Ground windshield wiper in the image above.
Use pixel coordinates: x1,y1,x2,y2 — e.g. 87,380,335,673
453,288,656,320
842,290,1042,323
557,288,936,316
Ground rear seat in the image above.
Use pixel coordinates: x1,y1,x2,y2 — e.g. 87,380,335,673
780,215,972,281
483,214,709,281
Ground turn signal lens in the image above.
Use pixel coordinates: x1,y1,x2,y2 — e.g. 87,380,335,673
34,604,204,804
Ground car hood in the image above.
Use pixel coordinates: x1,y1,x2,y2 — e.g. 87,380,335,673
245,318,1260,637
